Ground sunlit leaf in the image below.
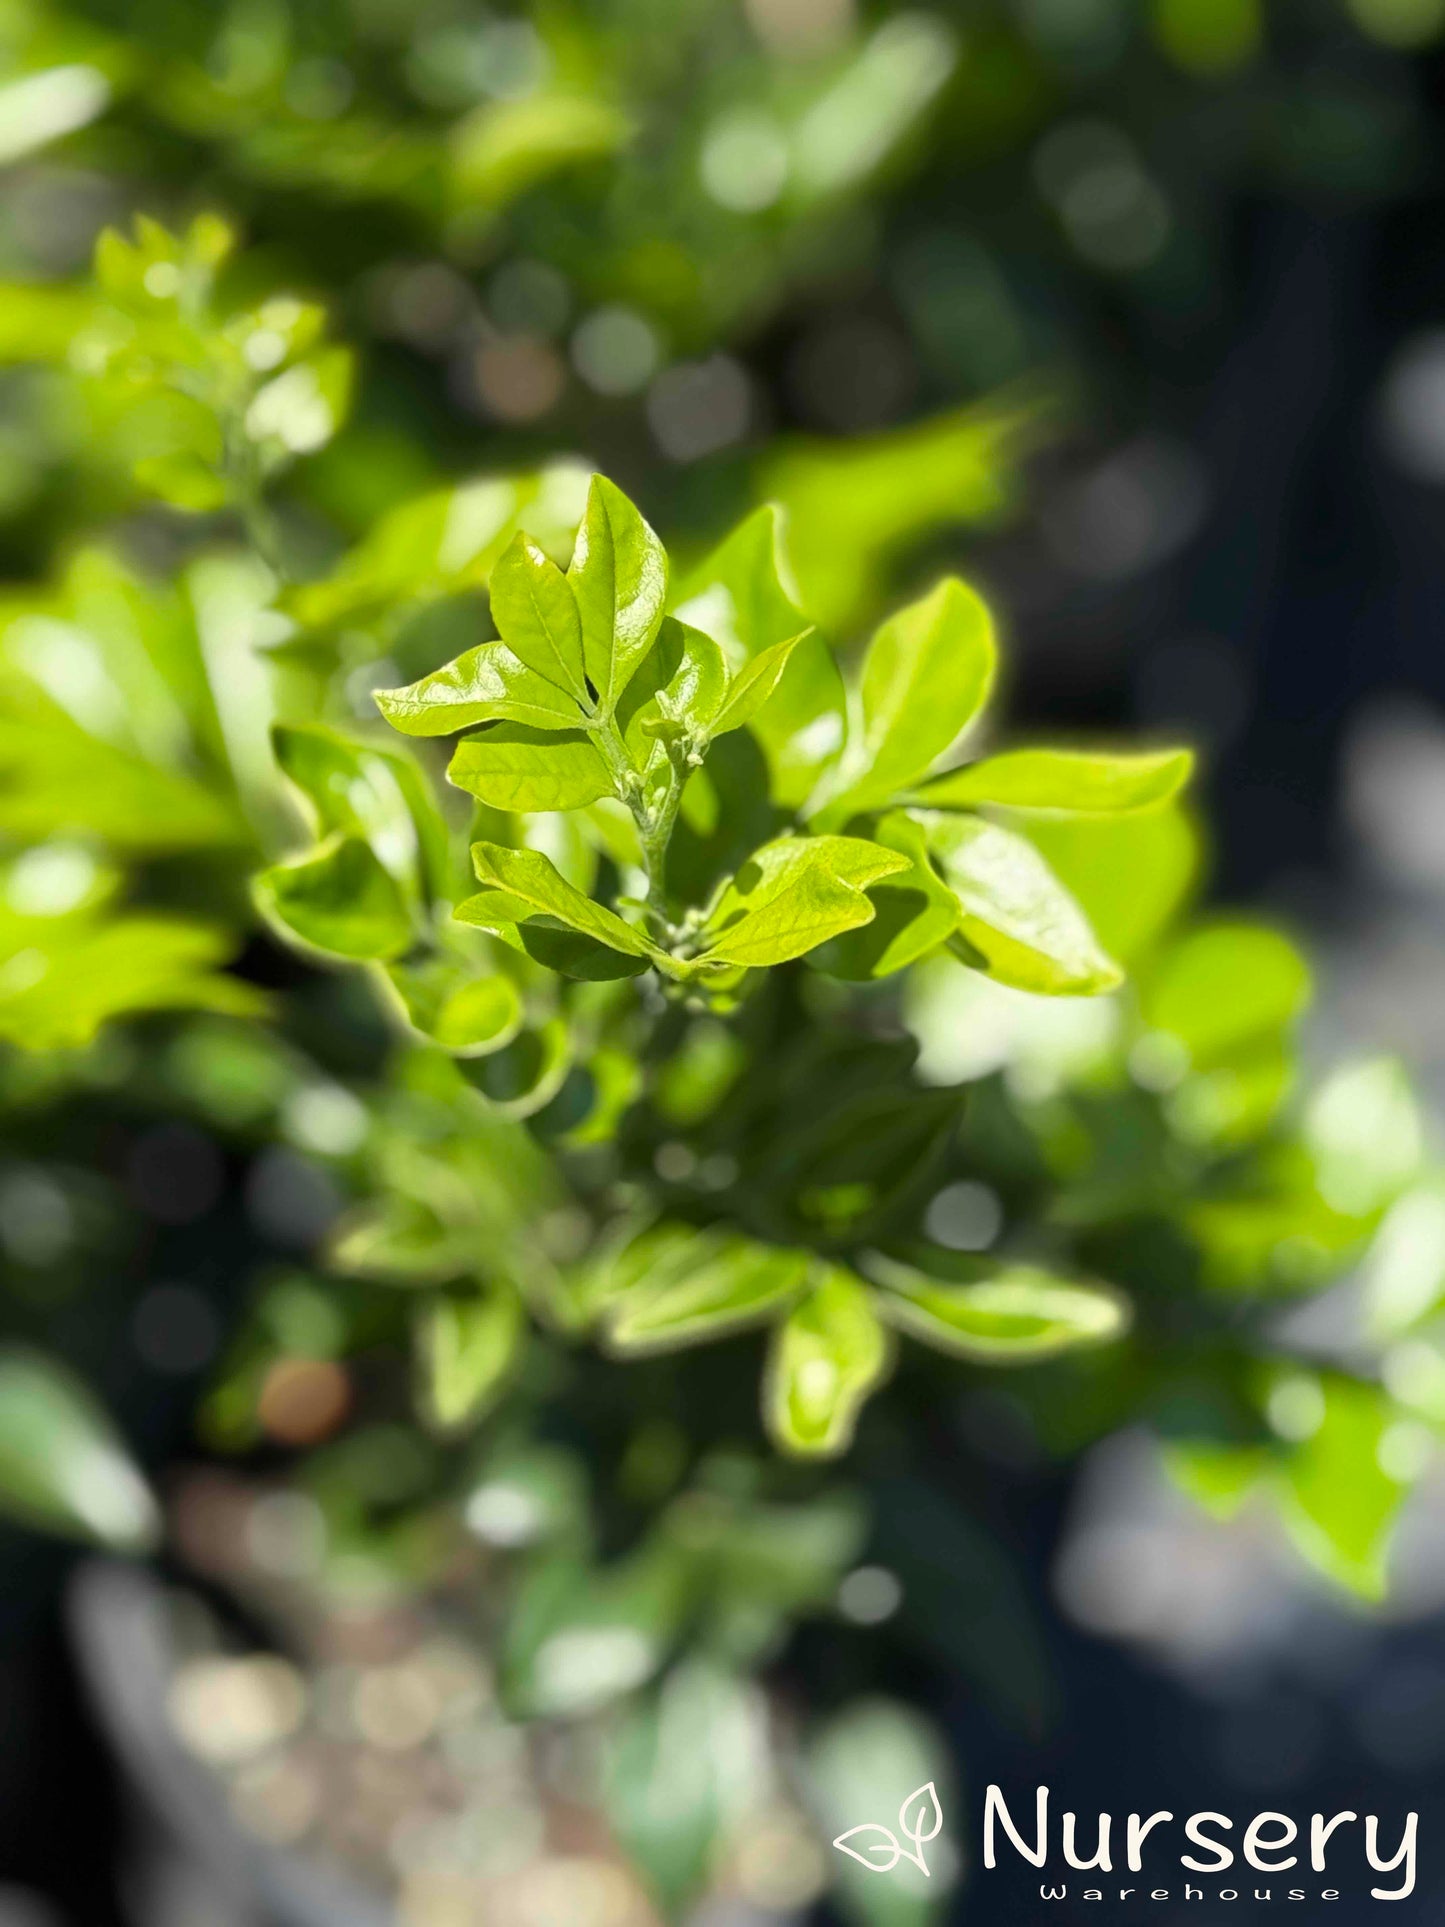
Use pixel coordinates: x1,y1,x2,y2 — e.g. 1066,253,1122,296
916,746,1193,814
417,1289,523,1430
488,530,590,701
381,957,523,1054
698,834,910,969
449,726,612,812
255,834,414,959
920,812,1121,995
458,841,660,976
868,1256,1128,1362
606,1229,809,1353
376,640,586,736
765,1268,890,1458
1141,920,1310,1064
811,810,958,980
568,475,668,715
0,1348,158,1550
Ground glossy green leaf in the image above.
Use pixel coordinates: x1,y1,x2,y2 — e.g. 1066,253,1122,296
488,531,589,702
448,726,612,812
255,834,414,960
868,1257,1128,1362
710,629,809,737
273,723,445,897
375,641,585,736
765,1268,891,1458
619,618,728,756
1141,920,1310,1065
606,1230,810,1354
920,811,1121,995
916,745,1194,814
568,475,668,714
698,834,910,969
826,576,995,816
418,1289,523,1431
0,1348,158,1550
381,957,523,1054
811,810,959,980
458,841,660,971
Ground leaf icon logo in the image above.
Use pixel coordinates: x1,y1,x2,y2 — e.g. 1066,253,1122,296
832,1781,944,1876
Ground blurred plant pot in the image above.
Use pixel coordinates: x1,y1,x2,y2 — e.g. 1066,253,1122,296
68,1561,389,1927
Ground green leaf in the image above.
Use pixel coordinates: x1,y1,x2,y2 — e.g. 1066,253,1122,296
619,618,728,756
330,1198,465,1284
272,723,446,898
824,577,995,817
502,1543,685,1718
1304,1057,1422,1217
672,504,844,808
915,746,1194,814
0,716,244,852
1141,920,1310,1065
867,1257,1128,1362
457,841,661,976
567,475,668,715
811,810,959,980
1020,804,1199,965
255,834,414,960
0,916,260,1051
488,530,589,702
381,957,523,1054
698,834,910,969
449,726,612,812
765,1268,891,1458
451,91,632,208
133,452,230,512
417,1289,523,1431
710,629,809,737
1277,1375,1404,1601
375,641,585,736
920,812,1121,995
0,1348,158,1551
606,1229,810,1354
1163,1441,1270,1522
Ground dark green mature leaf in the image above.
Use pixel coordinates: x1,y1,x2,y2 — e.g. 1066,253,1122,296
698,834,910,969
867,1257,1128,1361
765,1268,891,1458
916,745,1193,814
823,577,995,818
375,641,585,736
812,810,958,980
568,475,668,714
606,1229,810,1353
0,1348,158,1550
488,531,590,702
458,841,661,972
417,1289,523,1430
255,834,414,959
449,726,612,812
920,811,1121,995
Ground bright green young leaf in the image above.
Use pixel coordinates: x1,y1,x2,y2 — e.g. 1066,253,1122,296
619,619,729,758
488,531,590,702
568,475,668,714
920,812,1121,995
709,630,809,737
1277,1375,1405,1601
606,1230,810,1354
867,1257,1128,1362
698,835,910,969
272,723,445,896
457,841,661,976
673,504,845,807
0,916,260,1051
811,810,959,980
381,957,523,1054
1362,1182,1445,1341
418,1289,523,1431
255,834,414,960
133,452,231,512
1021,803,1199,965
449,726,612,812
375,641,586,736
0,715,244,852
1304,1057,1422,1217
826,576,996,816
1163,1441,1271,1522
765,1268,891,1458
916,745,1194,814
330,1198,466,1284
0,1348,159,1551
451,91,632,208
1141,920,1310,1065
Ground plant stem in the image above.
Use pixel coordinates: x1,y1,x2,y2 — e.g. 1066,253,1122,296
592,713,687,937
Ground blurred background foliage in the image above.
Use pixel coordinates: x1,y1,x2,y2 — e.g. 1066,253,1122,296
4,1,1445,1925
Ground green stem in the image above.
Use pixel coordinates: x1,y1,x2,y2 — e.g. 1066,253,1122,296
592,713,687,937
